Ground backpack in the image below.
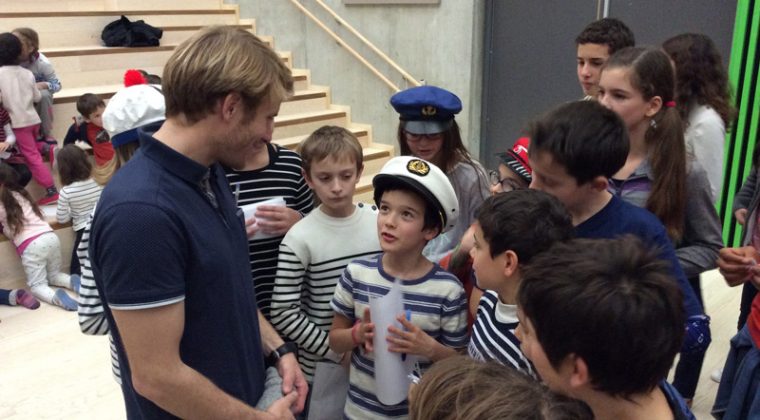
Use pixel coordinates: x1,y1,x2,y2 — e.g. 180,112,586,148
101,15,163,47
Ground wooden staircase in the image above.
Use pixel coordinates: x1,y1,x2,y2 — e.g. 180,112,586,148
0,0,393,287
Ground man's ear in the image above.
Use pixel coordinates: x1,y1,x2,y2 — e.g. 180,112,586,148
219,92,243,122
645,95,663,118
503,250,519,278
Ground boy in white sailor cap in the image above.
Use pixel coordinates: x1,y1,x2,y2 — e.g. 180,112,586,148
329,156,468,419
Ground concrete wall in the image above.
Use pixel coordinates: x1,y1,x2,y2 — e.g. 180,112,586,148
231,0,485,156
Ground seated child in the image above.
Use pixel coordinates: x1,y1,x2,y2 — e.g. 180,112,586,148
0,162,78,310
55,145,102,279
516,236,695,420
467,189,573,376
527,100,709,356
408,355,592,420
63,93,114,167
269,126,378,383
329,156,469,419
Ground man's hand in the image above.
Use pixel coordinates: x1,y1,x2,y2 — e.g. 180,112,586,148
255,206,302,236
264,392,298,420
735,208,748,226
717,246,757,287
276,353,308,414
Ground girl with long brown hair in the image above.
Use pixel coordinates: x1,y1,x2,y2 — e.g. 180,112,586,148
663,33,736,200
598,46,723,404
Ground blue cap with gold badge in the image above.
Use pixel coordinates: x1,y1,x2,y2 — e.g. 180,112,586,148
390,86,462,135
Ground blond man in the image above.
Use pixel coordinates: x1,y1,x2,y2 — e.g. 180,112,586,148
90,26,307,419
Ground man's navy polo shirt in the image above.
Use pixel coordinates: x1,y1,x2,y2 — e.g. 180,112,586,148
90,128,265,419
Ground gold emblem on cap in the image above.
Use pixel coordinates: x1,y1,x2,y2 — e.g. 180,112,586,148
421,105,437,116
407,159,430,176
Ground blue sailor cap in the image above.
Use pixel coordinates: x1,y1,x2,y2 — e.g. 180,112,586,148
390,86,462,135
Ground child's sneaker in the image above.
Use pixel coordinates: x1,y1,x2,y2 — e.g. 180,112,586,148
37,192,59,206
15,289,40,310
52,289,77,311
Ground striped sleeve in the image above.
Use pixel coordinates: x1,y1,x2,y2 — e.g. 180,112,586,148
330,267,356,321
76,216,110,335
270,241,331,357
436,276,469,348
56,188,71,224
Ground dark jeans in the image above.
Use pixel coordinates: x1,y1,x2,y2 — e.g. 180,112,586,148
0,288,11,306
673,276,708,399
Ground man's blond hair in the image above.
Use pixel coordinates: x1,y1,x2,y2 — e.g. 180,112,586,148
163,26,293,123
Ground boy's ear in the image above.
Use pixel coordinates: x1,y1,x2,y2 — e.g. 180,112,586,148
645,95,663,118
355,163,365,182
422,225,441,242
567,353,591,390
502,250,519,278
588,175,609,192
302,168,314,188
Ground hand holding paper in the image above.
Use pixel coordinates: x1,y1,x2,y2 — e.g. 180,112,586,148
387,314,439,361
239,197,286,240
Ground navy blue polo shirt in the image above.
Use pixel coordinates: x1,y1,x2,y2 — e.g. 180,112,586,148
90,128,265,419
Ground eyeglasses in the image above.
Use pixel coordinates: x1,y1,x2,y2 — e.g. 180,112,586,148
404,131,443,142
489,170,524,193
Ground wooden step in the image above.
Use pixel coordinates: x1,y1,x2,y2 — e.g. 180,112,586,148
44,46,291,92
279,86,330,115
1,0,225,13
273,124,370,150
273,108,350,140
0,10,240,49
49,69,313,141
30,22,260,49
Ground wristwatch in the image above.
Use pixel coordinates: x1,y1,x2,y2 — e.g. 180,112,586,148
267,342,298,365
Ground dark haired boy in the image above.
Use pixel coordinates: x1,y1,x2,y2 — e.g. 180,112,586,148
575,17,635,98
329,156,468,419
516,236,695,420
63,93,114,166
528,100,709,356
467,189,573,376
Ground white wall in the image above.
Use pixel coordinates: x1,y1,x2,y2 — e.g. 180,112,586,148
230,0,485,157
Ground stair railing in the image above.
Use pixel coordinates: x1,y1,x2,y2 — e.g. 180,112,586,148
287,0,421,92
